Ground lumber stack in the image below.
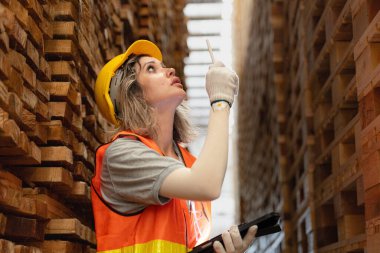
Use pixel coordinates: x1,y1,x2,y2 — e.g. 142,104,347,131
132,0,188,87
0,0,188,251
154,0,188,82
235,0,380,252
353,0,380,252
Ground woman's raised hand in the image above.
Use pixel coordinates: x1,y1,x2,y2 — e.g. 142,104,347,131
205,60,239,107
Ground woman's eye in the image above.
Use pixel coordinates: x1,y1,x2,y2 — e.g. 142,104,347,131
147,65,155,72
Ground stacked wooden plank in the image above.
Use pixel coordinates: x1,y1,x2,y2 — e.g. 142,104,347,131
133,0,189,89
235,0,380,252
352,0,380,252
0,0,189,251
0,0,118,250
234,0,283,252
153,0,189,84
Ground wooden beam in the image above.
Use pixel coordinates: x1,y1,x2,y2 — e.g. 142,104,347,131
0,80,9,108
0,30,10,52
5,214,45,241
8,92,33,132
38,54,51,82
48,102,73,125
53,21,76,39
14,244,42,253
44,120,72,146
8,50,26,73
0,182,22,212
23,189,76,219
0,239,15,253
8,0,28,29
12,167,73,193
0,50,11,80
68,181,90,204
0,137,41,166
41,82,81,113
73,141,88,162
39,11,53,40
72,162,92,185
40,146,73,168
53,1,78,21
26,122,48,145
35,81,49,103
0,118,20,146
26,40,40,72
41,240,83,253
25,0,44,23
48,101,82,134
6,67,23,96
46,218,96,245
49,61,78,83
22,63,37,91
0,169,22,189
1,6,27,50
27,15,44,50
0,213,7,235
0,131,29,156
45,40,77,60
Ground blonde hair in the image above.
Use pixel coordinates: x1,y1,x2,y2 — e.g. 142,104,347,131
113,54,196,143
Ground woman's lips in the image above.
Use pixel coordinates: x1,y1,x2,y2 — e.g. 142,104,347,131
172,77,183,88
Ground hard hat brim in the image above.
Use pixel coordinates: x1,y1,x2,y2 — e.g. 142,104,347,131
113,40,163,74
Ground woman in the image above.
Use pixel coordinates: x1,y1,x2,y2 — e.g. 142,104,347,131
92,40,257,253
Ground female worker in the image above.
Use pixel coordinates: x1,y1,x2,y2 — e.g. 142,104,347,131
92,40,257,253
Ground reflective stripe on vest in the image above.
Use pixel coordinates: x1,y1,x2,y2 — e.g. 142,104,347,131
91,131,211,253
97,240,186,253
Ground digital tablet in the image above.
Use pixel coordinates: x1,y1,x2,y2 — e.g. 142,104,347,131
190,212,282,253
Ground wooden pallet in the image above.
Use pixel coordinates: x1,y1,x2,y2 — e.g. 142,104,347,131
354,10,380,99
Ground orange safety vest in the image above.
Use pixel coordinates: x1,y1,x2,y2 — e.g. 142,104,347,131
91,131,211,253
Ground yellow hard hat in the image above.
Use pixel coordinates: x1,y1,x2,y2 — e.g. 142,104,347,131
95,40,163,125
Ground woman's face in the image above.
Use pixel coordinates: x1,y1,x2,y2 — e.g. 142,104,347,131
135,56,186,109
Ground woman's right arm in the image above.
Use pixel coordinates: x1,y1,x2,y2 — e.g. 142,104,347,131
160,60,239,201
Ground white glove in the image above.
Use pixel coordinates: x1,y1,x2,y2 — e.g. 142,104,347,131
205,60,239,107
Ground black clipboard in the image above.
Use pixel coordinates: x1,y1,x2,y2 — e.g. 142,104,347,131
190,212,282,253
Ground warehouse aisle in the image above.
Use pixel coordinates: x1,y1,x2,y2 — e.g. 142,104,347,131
184,0,239,238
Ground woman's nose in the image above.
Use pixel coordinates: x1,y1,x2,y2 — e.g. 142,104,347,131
166,67,175,77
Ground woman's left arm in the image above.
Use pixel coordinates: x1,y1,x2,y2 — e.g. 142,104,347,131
213,225,257,253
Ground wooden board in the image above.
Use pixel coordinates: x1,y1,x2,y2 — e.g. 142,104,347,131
68,181,90,204
14,244,42,253
72,162,92,185
5,214,46,241
0,239,15,253
45,218,96,245
41,240,83,253
23,189,76,219
41,82,81,114
12,167,73,193
40,146,73,168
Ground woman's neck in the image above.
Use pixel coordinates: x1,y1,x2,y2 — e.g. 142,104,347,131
152,107,177,157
